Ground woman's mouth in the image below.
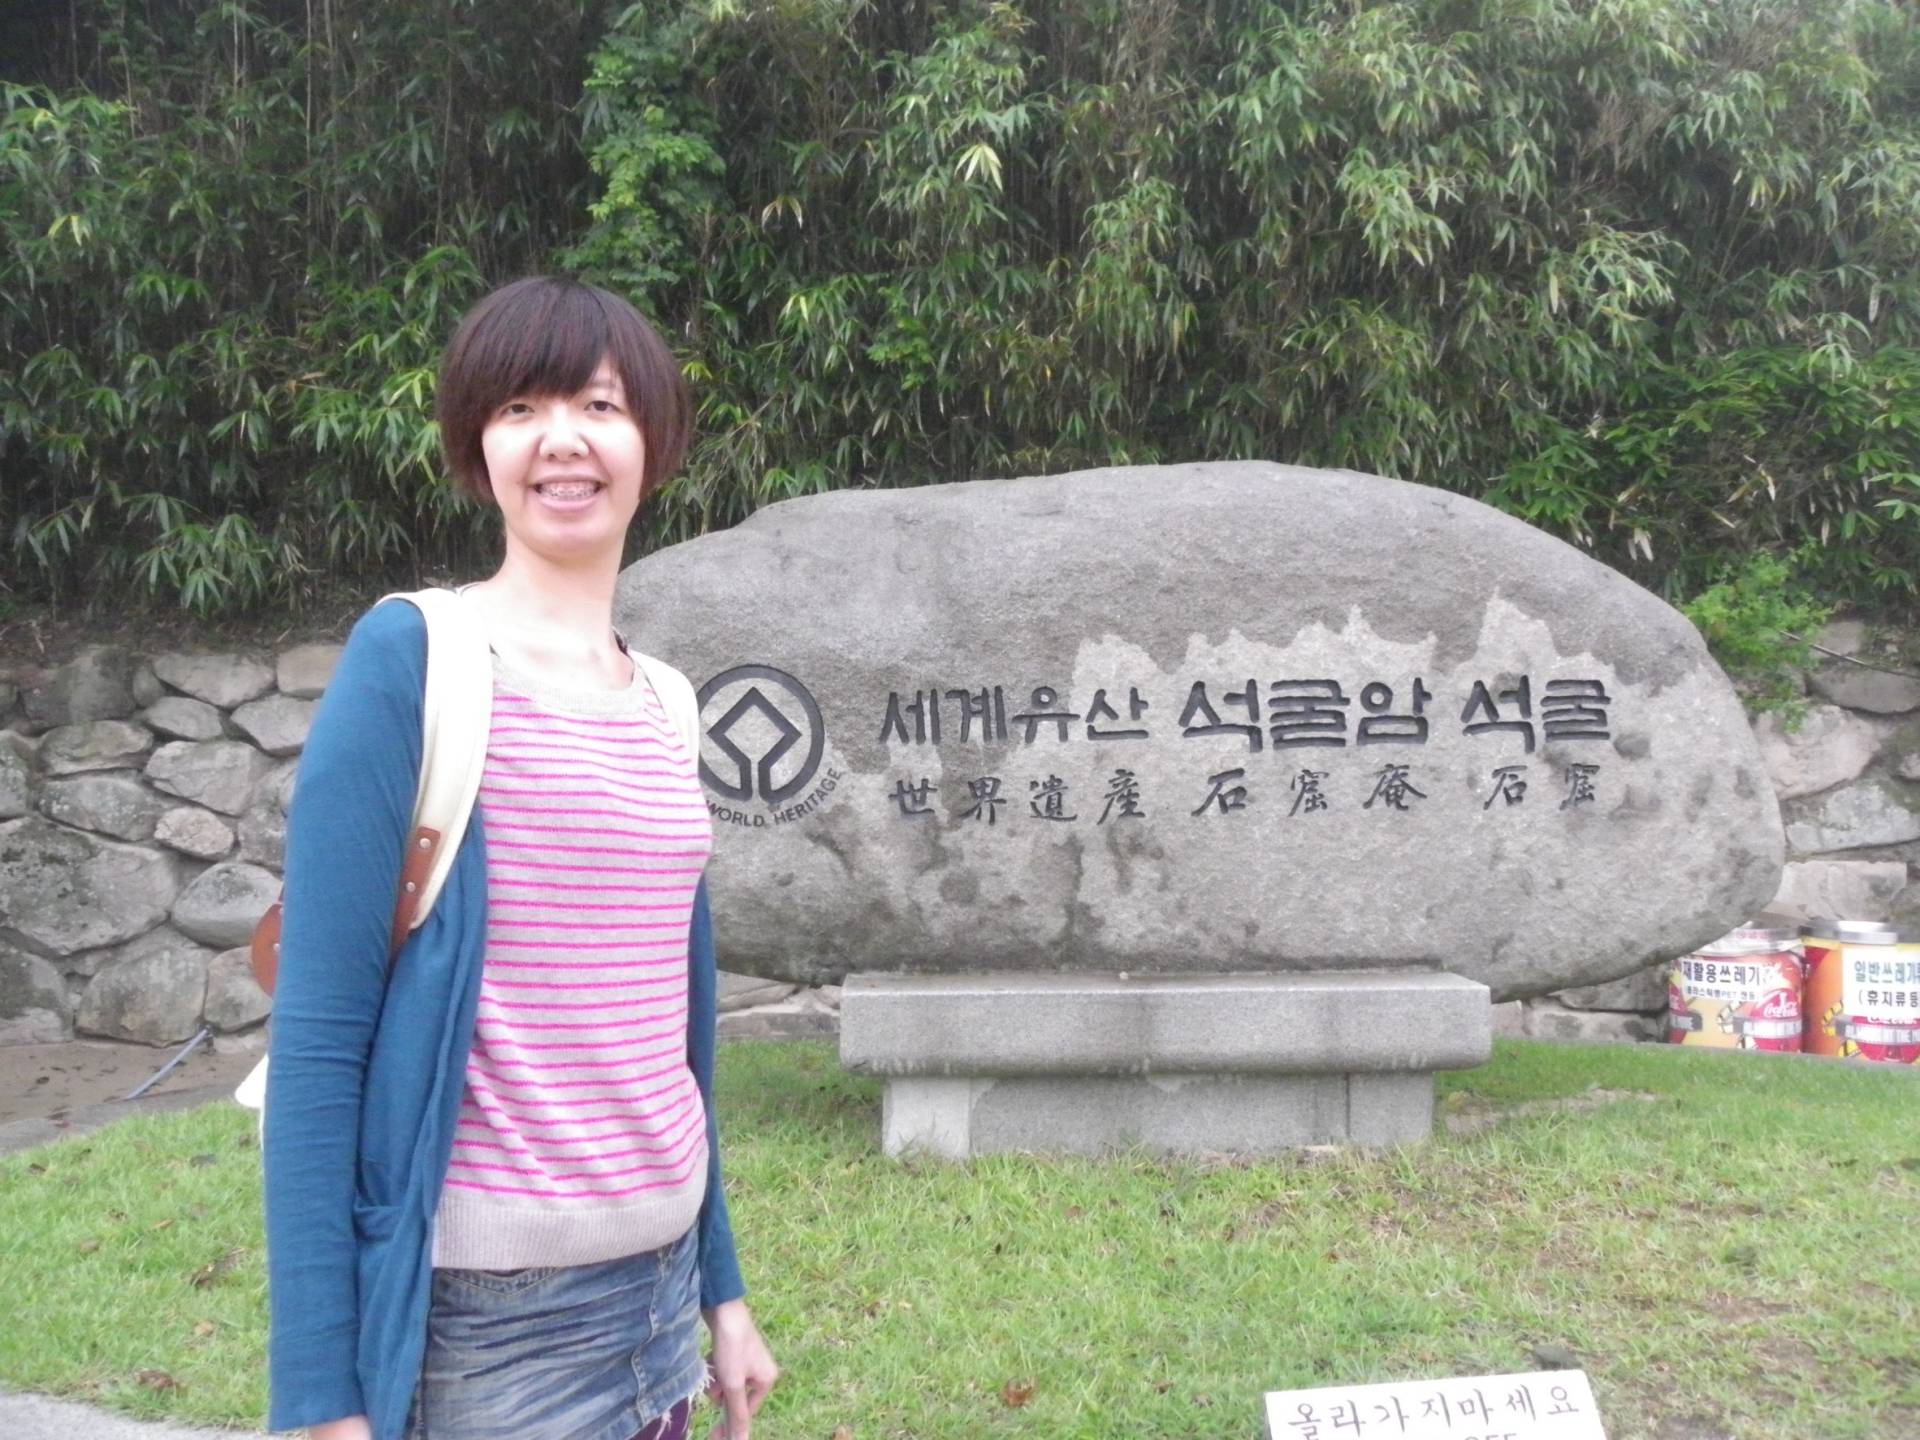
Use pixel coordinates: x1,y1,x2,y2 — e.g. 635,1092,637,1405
531,479,606,514
535,479,603,500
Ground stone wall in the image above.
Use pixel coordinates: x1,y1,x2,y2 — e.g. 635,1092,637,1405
4,619,1919,1047
0,643,334,1046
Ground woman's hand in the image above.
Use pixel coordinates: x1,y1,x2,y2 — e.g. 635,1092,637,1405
703,1299,777,1439
307,1417,373,1440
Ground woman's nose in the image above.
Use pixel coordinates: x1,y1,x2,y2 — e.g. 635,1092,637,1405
538,405,587,457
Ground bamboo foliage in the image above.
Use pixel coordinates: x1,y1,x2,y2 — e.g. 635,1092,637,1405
1,0,590,610
4,0,1919,613
573,0,1920,608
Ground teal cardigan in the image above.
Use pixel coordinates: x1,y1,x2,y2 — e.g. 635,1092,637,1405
262,599,744,1438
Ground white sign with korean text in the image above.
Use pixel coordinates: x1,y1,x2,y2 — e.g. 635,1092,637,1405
1265,1369,1606,1440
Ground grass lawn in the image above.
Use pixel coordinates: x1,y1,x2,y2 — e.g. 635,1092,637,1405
0,1038,1915,1438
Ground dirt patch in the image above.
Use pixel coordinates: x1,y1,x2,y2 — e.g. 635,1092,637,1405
1649,1417,1734,1440
1698,1294,1792,1324
1441,1087,1664,1137
0,1037,261,1154
1239,1195,1303,1233
1694,1294,1823,1388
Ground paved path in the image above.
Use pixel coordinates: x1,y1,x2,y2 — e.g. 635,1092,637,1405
0,1390,255,1438
0,1080,243,1158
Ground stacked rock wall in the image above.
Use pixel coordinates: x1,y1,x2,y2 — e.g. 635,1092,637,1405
0,642,338,1047
4,620,1919,1048
1511,618,1920,1041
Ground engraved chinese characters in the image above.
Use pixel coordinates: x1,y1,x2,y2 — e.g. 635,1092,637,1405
612,460,1784,997
881,674,1614,825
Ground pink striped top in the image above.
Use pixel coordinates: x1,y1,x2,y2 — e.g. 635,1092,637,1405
430,654,714,1270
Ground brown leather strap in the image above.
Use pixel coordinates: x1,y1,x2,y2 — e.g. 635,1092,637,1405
248,824,442,996
250,900,283,994
390,825,440,956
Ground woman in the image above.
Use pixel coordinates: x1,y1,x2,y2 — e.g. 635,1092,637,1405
263,276,777,1440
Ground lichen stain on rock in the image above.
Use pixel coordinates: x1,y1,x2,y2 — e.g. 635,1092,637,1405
939,871,979,905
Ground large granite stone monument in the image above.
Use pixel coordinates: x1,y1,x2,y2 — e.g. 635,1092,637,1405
615,462,1783,1156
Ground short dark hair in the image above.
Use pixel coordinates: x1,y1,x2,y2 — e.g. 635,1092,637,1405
437,276,692,504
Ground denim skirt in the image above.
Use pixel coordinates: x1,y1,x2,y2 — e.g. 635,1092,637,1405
404,1228,705,1440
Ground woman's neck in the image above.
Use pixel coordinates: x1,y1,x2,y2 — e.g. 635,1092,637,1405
465,547,633,691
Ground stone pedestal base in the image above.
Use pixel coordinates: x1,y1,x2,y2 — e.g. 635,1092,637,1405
840,970,1492,1160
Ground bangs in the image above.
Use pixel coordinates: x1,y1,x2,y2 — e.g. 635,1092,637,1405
465,283,616,409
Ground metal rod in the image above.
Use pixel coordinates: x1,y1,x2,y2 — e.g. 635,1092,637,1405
123,1026,212,1102
1785,632,1920,682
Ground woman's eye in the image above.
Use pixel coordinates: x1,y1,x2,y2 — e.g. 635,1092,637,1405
587,399,619,413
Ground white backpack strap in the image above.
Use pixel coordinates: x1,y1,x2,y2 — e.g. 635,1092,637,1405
241,589,491,1124
629,649,702,763
381,588,494,928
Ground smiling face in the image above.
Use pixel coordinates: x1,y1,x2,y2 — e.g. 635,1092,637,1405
481,360,647,566
436,277,693,539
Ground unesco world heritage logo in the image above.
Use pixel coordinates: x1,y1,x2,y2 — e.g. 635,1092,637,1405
696,665,839,827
